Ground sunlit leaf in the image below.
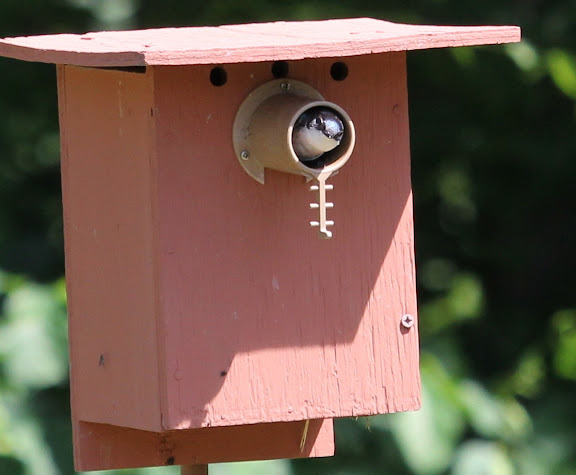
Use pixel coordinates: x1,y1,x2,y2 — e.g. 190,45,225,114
546,49,576,100
211,460,292,475
446,273,484,320
500,399,532,442
0,281,68,390
460,380,504,438
0,394,59,475
419,272,484,337
505,41,540,73
69,0,139,30
551,309,576,380
452,440,515,475
510,349,546,398
380,353,466,474
460,381,531,442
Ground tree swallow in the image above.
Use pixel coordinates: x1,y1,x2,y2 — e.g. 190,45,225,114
292,107,345,162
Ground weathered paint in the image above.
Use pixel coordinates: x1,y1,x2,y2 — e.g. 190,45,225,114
59,51,421,429
75,419,333,470
0,18,520,66
152,53,420,430
57,53,419,468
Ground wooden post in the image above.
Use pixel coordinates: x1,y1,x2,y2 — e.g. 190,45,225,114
181,465,208,475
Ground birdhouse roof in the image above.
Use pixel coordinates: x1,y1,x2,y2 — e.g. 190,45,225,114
0,18,520,67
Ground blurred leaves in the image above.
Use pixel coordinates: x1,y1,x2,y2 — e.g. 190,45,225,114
452,440,515,475
0,277,68,389
546,49,576,101
383,355,466,474
552,309,576,380
210,460,292,475
0,273,69,475
419,268,484,336
367,353,531,475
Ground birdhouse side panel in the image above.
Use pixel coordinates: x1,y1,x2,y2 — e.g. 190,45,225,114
58,65,163,432
151,53,420,430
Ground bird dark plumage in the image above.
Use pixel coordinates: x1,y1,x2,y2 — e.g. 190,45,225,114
292,107,345,161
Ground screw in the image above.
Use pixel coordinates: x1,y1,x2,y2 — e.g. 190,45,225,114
240,150,250,160
401,314,415,329
280,81,291,92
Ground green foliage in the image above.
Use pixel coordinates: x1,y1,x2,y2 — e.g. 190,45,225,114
1,0,575,474
552,309,576,380
0,273,71,474
547,50,576,101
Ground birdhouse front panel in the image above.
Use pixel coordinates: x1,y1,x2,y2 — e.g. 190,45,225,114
151,52,420,430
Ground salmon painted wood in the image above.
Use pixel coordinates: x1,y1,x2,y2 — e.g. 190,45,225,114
0,17,520,471
0,18,520,66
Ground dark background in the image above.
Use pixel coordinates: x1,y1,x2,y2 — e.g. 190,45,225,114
1,1,575,474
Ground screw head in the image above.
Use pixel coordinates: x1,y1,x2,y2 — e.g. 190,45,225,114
240,150,250,160
280,81,291,92
401,314,415,329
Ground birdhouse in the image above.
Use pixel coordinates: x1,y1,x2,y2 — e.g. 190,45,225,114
0,18,520,472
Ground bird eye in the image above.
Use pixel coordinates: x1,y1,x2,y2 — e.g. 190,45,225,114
313,117,323,126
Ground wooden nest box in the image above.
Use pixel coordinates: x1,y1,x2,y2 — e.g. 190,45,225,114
0,18,520,471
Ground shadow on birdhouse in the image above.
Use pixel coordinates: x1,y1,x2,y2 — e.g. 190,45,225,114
0,18,520,472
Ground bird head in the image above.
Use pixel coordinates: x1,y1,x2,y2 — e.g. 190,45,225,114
292,107,345,162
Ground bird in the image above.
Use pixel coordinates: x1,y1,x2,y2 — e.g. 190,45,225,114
292,107,345,162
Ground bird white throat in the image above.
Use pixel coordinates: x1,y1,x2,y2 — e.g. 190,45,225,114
292,107,345,162
292,127,341,160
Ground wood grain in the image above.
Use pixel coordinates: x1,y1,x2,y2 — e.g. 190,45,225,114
58,65,162,432
59,53,421,434
0,18,520,67
58,66,336,471
181,465,208,475
152,53,420,430
75,419,333,471
58,49,421,469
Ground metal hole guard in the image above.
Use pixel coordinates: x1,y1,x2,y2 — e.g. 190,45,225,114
232,79,356,239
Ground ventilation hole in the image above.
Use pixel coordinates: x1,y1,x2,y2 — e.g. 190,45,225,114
271,61,289,78
330,62,349,81
210,66,227,86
